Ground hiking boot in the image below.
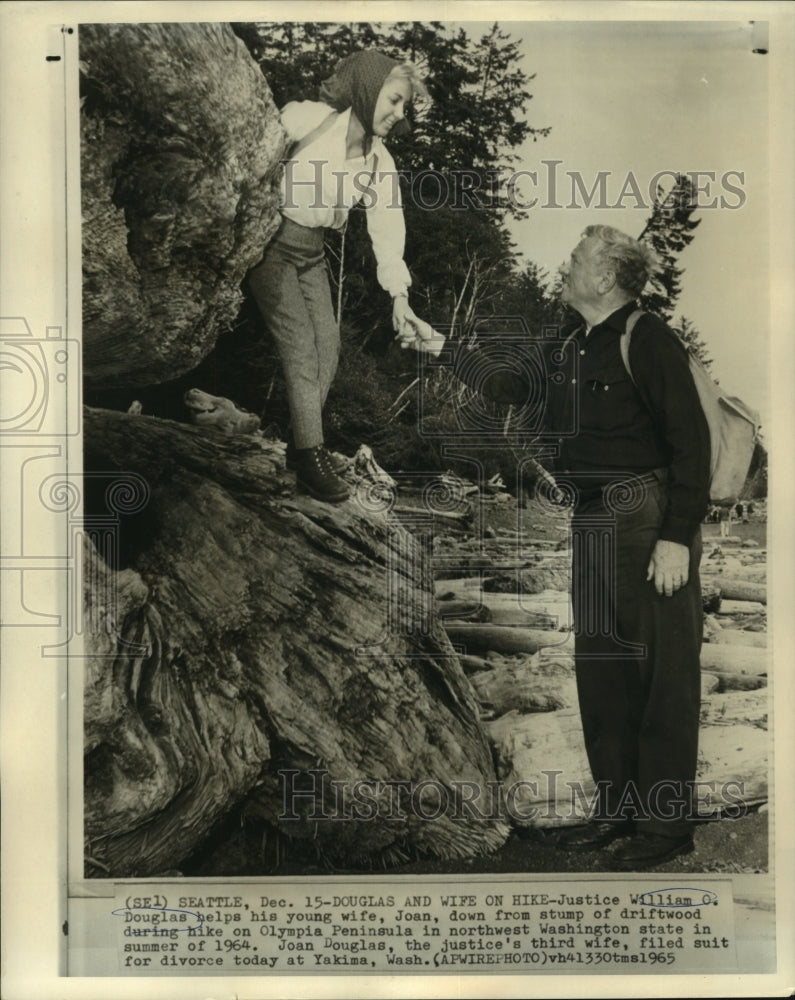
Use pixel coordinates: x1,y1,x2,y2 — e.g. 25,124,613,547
612,832,694,870
556,820,634,850
286,440,348,474
294,446,350,503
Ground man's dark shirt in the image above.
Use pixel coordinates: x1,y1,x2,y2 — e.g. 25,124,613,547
456,301,710,546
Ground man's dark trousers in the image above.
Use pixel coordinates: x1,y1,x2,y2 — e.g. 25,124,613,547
570,473,703,839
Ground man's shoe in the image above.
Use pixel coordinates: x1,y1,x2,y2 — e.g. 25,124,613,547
556,820,634,850
612,833,694,870
286,441,348,474
294,446,350,503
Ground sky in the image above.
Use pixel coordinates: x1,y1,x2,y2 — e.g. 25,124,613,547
459,18,770,431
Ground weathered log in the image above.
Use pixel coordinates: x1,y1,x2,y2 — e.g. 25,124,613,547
714,578,767,604
436,600,491,622
459,654,494,675
710,629,768,648
81,23,285,389
483,593,570,628
697,690,769,808
469,653,577,718
83,408,509,876
703,559,767,581
519,563,570,595
701,670,767,692
395,505,471,523
700,687,768,726
700,644,767,674
444,623,574,657
716,599,767,616
437,587,568,629
703,613,723,641
488,688,769,826
487,709,595,826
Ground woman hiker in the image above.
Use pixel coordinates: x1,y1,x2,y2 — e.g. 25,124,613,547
248,50,430,503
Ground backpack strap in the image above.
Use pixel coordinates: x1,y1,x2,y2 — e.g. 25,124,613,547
288,110,339,158
288,111,380,225
618,308,645,386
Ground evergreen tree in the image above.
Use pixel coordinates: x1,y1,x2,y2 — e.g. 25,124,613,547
670,315,713,371
638,173,701,323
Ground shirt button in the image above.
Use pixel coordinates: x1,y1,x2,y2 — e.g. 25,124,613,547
604,385,610,391
579,349,585,356
571,378,577,384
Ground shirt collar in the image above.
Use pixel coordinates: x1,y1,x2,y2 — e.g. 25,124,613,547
597,300,640,335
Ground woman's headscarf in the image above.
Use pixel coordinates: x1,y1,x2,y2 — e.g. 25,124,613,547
319,50,411,143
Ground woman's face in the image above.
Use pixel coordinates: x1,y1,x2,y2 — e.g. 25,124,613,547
372,76,412,137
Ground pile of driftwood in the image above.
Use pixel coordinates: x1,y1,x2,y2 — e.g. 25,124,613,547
417,479,769,827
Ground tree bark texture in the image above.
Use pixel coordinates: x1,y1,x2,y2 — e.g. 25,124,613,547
80,22,285,390
83,408,508,876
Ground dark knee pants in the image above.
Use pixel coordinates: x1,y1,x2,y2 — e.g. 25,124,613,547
571,477,702,837
248,217,340,449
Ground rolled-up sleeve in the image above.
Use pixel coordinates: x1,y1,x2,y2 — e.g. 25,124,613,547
364,145,411,298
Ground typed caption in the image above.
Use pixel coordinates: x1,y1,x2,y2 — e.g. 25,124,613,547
84,878,737,976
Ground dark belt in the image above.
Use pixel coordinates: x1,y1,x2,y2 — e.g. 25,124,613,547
568,467,669,507
628,467,669,488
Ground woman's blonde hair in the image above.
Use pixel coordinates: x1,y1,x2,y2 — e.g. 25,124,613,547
385,62,429,101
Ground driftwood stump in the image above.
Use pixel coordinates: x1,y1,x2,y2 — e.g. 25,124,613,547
83,408,508,876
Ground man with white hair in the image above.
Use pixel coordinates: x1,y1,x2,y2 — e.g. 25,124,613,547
403,224,711,868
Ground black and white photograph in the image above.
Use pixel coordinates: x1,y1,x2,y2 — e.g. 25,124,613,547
1,2,793,998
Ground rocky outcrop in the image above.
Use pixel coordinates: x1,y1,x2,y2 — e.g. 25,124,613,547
80,22,285,389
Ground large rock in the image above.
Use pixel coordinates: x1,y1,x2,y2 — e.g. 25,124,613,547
80,22,285,389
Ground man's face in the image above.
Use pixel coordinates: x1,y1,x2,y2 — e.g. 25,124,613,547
561,236,607,311
372,76,411,137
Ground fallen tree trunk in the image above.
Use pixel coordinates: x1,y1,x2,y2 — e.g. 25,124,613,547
702,670,767,692
488,688,769,826
444,623,574,657
700,643,767,674
716,599,767,616
83,408,509,876
436,600,491,622
715,578,767,604
469,653,577,718
711,629,768,648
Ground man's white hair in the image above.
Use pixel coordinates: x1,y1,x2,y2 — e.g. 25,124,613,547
583,224,660,297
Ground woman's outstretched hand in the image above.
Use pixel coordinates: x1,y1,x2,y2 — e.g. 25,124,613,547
392,297,446,355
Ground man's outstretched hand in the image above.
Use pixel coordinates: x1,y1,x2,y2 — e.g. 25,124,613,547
647,539,690,597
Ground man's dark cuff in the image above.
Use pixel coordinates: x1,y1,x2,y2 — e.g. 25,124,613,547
658,516,699,547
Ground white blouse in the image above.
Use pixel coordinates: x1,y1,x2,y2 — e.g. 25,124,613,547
279,101,411,298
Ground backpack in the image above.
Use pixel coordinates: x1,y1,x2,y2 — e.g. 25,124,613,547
620,310,761,503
